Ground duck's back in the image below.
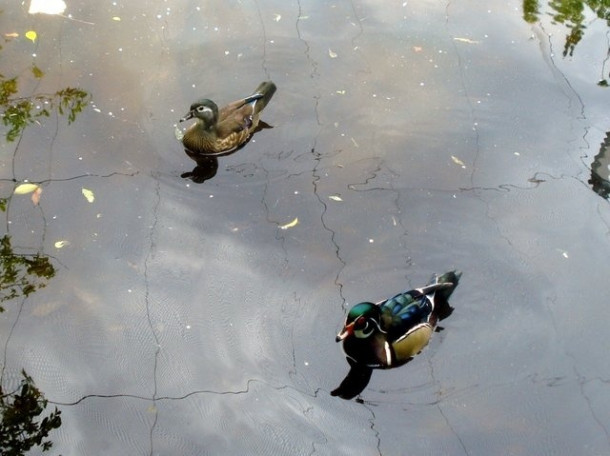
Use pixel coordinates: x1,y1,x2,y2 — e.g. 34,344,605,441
380,292,432,342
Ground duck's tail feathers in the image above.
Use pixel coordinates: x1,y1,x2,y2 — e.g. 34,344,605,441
248,81,277,113
428,270,461,321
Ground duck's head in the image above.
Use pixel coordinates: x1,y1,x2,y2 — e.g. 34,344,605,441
180,99,219,125
336,302,381,342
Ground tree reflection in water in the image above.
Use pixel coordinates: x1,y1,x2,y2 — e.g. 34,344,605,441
523,0,610,85
0,370,62,455
1,70,89,142
0,15,90,455
522,1,610,197
0,234,56,313
590,132,610,199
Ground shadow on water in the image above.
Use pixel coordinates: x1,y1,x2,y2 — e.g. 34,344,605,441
0,17,89,454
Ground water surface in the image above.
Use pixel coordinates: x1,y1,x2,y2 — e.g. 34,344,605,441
1,0,610,454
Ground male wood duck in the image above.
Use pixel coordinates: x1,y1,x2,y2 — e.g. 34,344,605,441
179,81,276,158
331,270,461,400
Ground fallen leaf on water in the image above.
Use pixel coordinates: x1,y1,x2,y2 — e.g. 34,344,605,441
451,155,466,168
279,217,299,230
14,183,39,195
112,16,121,21
453,37,479,44
329,195,343,202
413,46,423,52
25,30,37,42
31,187,42,205
328,48,338,58
274,13,281,22
54,240,70,248
82,188,95,203
31,65,44,78
4,32,19,38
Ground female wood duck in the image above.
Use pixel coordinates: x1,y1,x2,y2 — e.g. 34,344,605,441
332,270,461,400
179,81,276,157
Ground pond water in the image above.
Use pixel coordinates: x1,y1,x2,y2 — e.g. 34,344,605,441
2,0,610,454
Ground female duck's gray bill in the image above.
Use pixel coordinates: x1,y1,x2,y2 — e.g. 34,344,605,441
180,111,194,122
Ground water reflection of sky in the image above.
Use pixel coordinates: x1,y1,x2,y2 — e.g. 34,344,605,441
2,0,610,454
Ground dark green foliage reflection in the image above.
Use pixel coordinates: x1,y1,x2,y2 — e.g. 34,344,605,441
0,370,62,455
523,0,610,58
0,76,89,142
523,0,540,23
0,235,56,312
589,132,610,199
1,29,90,142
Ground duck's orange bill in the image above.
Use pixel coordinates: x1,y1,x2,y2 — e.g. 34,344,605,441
336,322,354,342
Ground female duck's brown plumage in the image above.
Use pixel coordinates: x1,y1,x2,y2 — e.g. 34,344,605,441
180,81,276,157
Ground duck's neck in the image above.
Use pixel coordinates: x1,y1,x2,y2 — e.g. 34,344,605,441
195,118,216,133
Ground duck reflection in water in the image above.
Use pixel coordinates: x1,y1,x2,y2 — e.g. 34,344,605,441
332,271,461,400
178,81,276,183
180,120,273,183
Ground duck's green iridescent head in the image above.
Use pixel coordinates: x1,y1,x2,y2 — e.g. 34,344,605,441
336,302,381,341
347,302,379,322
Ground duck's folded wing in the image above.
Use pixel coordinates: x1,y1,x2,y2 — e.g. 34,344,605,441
216,116,250,137
391,323,433,362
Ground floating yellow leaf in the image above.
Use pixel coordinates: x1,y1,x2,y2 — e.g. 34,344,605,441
112,16,121,21
25,30,37,42
273,13,281,22
54,240,70,248
31,187,42,205
328,48,338,58
279,217,298,230
82,188,95,203
329,195,343,202
451,155,466,168
14,183,39,195
25,30,37,41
